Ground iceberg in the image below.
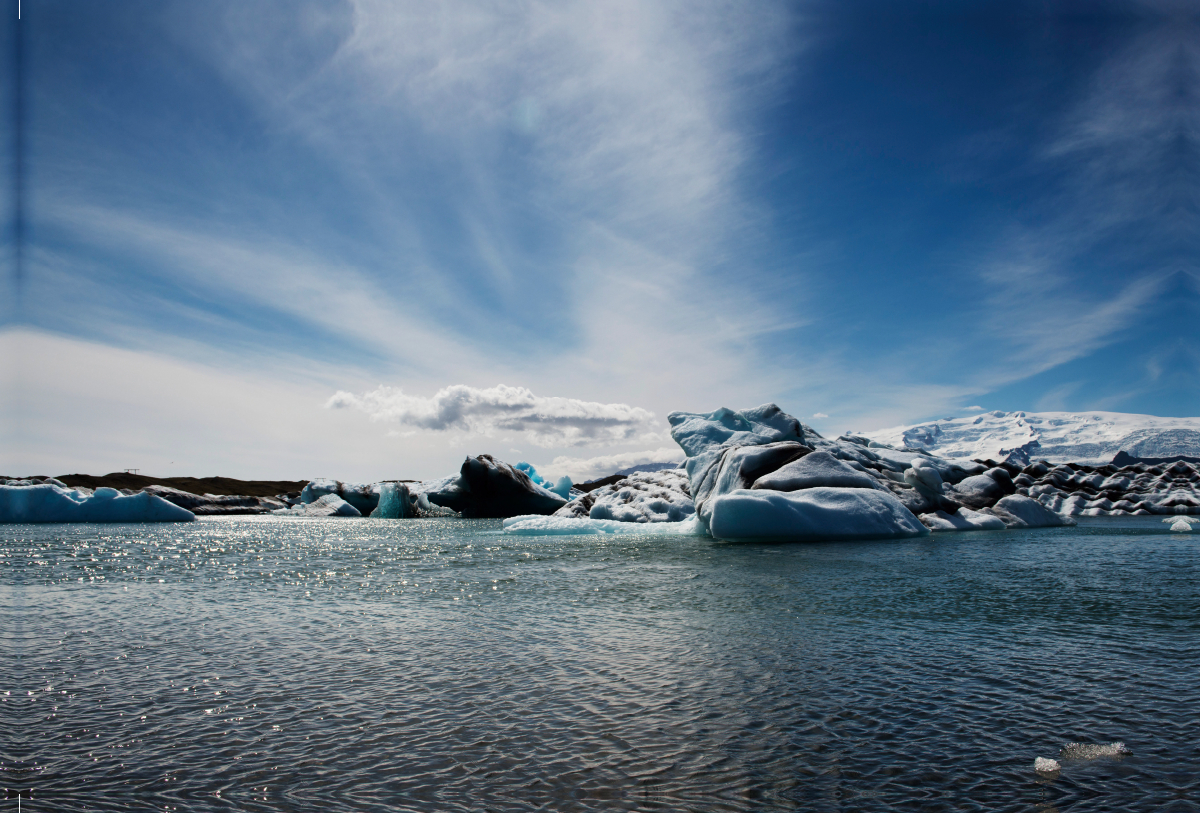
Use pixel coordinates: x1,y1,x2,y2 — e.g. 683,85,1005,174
667,404,933,541
142,485,286,515
300,479,381,514
1034,757,1061,773
918,507,1007,531
272,493,362,517
667,403,804,457
983,495,1074,528
688,441,812,525
555,469,694,523
512,461,575,500
421,454,566,518
707,488,930,542
0,483,195,523
1059,742,1130,760
947,467,1016,509
369,482,416,518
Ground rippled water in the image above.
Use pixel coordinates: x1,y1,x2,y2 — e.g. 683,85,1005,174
2,516,1197,811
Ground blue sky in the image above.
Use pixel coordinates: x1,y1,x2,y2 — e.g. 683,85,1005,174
3,0,1196,480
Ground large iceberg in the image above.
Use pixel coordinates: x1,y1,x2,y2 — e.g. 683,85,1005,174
0,483,195,523
669,404,930,542
708,487,929,542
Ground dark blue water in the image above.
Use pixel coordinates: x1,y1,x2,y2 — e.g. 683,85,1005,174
2,516,1197,811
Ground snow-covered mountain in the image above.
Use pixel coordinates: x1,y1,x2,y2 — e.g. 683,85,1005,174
862,410,1200,464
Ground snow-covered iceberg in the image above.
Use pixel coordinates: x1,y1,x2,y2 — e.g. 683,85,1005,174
0,483,195,523
554,469,694,523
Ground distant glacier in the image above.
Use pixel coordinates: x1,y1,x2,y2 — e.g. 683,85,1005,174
862,410,1200,465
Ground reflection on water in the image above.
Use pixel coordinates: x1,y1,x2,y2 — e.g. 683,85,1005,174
2,516,1197,811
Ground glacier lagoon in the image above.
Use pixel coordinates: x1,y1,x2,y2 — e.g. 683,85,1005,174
3,515,1197,812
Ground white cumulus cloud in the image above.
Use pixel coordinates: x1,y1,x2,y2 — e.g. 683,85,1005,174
812,412,828,419
540,447,685,481
326,384,659,448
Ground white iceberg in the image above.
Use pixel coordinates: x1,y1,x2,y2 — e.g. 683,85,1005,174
555,469,694,523
667,403,804,457
0,484,195,523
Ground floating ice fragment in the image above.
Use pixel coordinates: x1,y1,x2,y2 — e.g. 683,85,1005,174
1034,757,1061,773
1164,516,1197,532
1060,742,1130,760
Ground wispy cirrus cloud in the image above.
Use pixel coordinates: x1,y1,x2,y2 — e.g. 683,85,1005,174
326,384,660,447
959,18,1196,394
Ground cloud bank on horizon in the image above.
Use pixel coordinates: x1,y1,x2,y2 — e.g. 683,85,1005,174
326,384,660,448
2,0,1196,481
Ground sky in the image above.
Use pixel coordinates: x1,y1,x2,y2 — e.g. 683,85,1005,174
2,0,1197,482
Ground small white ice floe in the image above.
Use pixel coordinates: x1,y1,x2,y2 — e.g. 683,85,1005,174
1060,741,1131,760
1163,517,1198,532
1034,756,1061,773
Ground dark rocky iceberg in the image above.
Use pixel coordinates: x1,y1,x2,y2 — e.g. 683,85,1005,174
424,454,567,518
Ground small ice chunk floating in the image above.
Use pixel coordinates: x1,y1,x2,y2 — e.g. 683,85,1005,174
1060,742,1131,760
1034,757,1061,773
1165,516,1198,532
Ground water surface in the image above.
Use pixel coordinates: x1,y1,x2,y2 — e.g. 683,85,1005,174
2,516,1196,811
